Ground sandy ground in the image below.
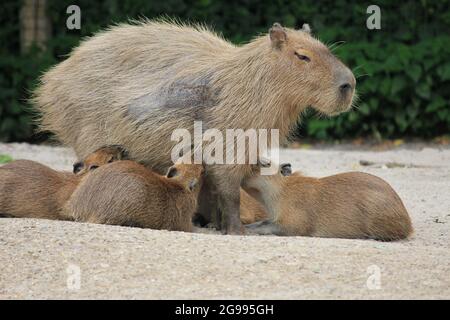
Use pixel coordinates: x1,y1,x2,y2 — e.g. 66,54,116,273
0,142,449,299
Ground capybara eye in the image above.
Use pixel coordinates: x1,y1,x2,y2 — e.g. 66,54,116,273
73,162,84,174
166,167,178,178
295,52,310,62
89,165,99,171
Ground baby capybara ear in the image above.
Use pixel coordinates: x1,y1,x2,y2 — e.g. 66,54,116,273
73,162,84,174
280,163,292,176
106,145,128,161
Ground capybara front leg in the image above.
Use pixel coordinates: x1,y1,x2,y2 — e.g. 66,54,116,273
217,183,243,235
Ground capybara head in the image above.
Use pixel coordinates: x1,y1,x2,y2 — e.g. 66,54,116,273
268,23,356,115
73,145,128,175
166,163,205,192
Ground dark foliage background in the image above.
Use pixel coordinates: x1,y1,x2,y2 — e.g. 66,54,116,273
1,0,449,142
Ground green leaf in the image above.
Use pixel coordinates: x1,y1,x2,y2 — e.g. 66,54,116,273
425,97,446,113
0,154,13,164
405,65,422,83
391,76,407,94
395,113,408,132
380,77,392,96
437,63,450,81
416,83,431,99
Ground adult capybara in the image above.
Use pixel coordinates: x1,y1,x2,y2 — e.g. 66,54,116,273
243,171,413,241
0,146,125,220
34,20,356,234
64,161,204,232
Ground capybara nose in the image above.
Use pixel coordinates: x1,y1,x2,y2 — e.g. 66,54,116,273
338,69,356,95
339,82,353,93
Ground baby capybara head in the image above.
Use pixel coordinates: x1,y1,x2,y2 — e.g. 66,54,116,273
268,23,356,115
166,163,205,193
73,145,128,175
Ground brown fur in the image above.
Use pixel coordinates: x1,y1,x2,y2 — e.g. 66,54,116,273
244,171,413,241
239,162,291,224
73,145,127,175
34,20,356,234
64,161,204,231
239,189,268,224
0,146,126,219
0,160,78,220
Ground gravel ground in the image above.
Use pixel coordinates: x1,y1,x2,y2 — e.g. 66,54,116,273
0,142,449,299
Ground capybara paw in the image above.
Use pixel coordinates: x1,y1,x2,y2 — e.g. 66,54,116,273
222,221,245,235
205,222,219,230
245,220,284,236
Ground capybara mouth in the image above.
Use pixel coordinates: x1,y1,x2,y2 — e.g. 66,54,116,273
333,102,354,115
326,92,356,116
310,100,353,117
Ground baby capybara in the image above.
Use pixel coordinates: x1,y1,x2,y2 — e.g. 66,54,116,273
64,161,204,232
239,189,268,225
244,171,413,241
240,163,292,224
0,146,125,220
73,144,127,175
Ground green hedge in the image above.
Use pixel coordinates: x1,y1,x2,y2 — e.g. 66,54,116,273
1,0,449,142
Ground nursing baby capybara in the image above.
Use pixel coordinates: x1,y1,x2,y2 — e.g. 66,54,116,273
34,20,356,234
243,171,413,241
0,146,125,220
73,144,127,175
239,163,292,224
64,161,204,232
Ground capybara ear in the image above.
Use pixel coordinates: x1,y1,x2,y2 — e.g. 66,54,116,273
107,144,128,160
280,163,292,176
166,166,179,178
73,162,84,174
301,23,311,34
269,23,287,48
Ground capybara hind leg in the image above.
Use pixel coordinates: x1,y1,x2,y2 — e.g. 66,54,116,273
245,220,285,236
